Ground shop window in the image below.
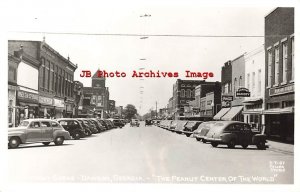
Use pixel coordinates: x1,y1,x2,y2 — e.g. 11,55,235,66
282,101,294,108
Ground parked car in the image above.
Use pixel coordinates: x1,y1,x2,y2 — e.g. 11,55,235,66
8,119,71,149
110,119,124,128
57,118,86,139
174,121,188,134
105,119,116,129
145,119,153,126
97,119,109,130
205,121,267,149
169,120,179,131
76,119,92,136
89,118,106,132
193,121,217,142
182,121,203,137
83,119,99,134
130,119,140,127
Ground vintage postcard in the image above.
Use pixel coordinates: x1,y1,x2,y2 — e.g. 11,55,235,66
1,0,299,192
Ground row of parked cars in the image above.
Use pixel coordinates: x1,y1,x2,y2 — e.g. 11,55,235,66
156,120,267,149
8,118,128,149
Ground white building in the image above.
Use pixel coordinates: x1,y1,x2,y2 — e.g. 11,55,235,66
243,45,265,133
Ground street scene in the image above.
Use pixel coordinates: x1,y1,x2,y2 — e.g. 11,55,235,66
7,122,294,184
5,3,296,188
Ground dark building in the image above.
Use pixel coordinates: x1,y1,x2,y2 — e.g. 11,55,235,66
221,61,232,107
195,82,222,118
81,71,110,117
8,40,78,118
108,100,116,114
264,7,294,143
8,53,20,127
73,81,84,117
172,79,217,118
214,55,246,121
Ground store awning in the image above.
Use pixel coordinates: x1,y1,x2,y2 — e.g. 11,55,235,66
221,106,244,121
242,109,263,114
243,98,263,105
18,102,38,107
263,107,294,114
213,107,230,120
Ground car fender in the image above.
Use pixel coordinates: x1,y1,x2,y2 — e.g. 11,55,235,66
220,133,237,143
8,132,26,143
53,130,71,140
252,134,266,144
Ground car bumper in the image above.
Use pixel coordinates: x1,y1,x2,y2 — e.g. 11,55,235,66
204,137,222,143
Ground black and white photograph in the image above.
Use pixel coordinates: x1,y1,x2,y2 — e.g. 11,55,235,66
0,0,299,192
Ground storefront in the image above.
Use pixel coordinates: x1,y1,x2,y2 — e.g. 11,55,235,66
38,95,54,118
53,98,64,118
243,98,264,133
16,90,39,126
8,85,18,127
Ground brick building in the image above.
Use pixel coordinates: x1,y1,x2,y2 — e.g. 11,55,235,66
264,7,294,143
172,79,217,119
81,71,110,117
8,40,78,119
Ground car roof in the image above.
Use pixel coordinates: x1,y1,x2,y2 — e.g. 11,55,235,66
22,118,56,122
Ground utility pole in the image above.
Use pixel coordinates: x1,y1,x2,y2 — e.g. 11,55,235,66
155,101,158,119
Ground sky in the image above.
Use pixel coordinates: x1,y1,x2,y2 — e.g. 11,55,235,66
5,0,274,115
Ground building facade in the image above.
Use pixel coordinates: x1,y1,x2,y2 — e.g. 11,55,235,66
172,79,216,119
8,40,78,120
264,7,294,143
8,53,20,127
243,46,265,132
81,71,110,118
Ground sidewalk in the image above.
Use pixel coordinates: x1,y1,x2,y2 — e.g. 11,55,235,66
266,140,294,154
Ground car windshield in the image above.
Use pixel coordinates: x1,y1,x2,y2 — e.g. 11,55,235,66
18,120,30,127
185,121,196,127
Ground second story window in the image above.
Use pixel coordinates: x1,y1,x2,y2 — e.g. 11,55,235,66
180,89,185,98
274,46,279,85
282,41,288,83
186,89,191,98
267,49,272,87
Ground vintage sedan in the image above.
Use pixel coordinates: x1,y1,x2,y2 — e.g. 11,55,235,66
205,121,267,149
182,121,203,137
174,121,188,134
57,118,86,139
130,119,140,127
8,119,71,149
193,121,218,142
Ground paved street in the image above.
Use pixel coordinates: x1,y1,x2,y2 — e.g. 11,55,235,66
7,122,293,184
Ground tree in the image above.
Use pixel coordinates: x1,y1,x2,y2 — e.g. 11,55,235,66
123,104,138,120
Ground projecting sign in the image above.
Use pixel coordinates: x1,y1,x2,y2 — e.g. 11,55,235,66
236,88,251,97
222,95,233,102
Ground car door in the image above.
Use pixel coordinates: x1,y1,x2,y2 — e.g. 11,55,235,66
240,124,252,145
40,121,53,141
26,121,42,142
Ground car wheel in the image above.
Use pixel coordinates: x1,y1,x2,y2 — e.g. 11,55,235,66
196,138,201,141
242,144,248,149
73,132,81,140
54,137,65,146
9,137,20,149
211,142,218,147
186,133,191,137
202,139,207,143
227,139,236,149
42,142,50,146
256,141,266,150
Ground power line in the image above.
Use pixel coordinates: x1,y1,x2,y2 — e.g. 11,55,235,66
9,31,280,38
